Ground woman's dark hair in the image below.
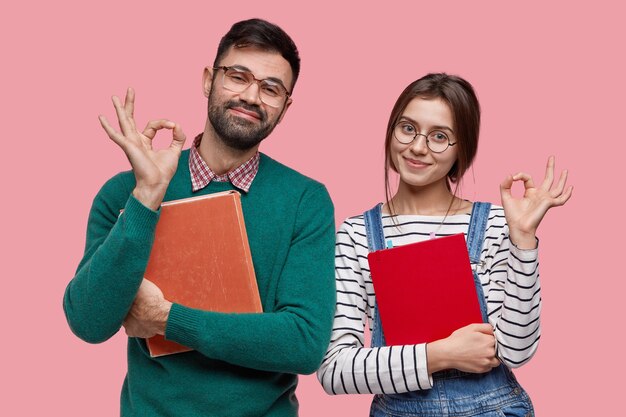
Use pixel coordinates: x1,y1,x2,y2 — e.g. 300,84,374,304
384,73,481,215
214,18,301,91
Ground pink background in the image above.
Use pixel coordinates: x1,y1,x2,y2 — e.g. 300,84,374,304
2,1,623,415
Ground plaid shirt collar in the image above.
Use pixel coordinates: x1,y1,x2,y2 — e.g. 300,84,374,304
189,134,260,193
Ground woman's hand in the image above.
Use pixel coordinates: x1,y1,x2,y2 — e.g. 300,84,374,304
426,323,500,374
500,156,573,249
98,88,187,210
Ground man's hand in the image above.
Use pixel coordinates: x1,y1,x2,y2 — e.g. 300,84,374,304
500,156,573,249
123,279,172,338
98,88,186,210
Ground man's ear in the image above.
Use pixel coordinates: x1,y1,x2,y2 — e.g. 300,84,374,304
277,98,293,124
202,67,214,98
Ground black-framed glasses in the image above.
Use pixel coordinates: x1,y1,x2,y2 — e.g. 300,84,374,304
213,66,291,108
393,121,457,153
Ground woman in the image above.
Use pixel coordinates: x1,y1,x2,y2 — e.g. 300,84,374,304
317,73,572,416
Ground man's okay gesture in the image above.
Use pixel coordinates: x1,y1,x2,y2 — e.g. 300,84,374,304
99,88,186,210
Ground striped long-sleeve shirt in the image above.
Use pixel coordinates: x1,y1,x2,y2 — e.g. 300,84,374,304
317,205,541,395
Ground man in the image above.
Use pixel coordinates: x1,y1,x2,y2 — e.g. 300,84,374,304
63,18,336,417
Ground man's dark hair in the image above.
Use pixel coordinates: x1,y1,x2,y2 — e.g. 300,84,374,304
214,18,301,91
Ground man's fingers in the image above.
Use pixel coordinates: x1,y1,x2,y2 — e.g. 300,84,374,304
125,87,135,118
112,95,133,135
99,115,125,147
143,119,176,140
124,88,137,131
170,123,187,152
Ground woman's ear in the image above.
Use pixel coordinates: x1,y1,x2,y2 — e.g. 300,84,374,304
448,161,459,182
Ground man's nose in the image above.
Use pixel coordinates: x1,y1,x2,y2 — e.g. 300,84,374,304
238,81,263,106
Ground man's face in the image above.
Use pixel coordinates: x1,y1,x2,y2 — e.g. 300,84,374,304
204,46,293,151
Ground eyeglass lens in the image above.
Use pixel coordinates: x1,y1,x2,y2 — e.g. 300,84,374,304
393,123,452,153
221,67,287,108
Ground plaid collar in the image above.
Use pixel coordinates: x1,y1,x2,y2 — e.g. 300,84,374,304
189,134,260,193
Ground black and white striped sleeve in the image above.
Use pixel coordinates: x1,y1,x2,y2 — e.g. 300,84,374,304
317,219,432,395
482,208,541,368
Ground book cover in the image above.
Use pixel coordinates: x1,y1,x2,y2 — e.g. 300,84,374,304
367,233,482,346
144,190,261,357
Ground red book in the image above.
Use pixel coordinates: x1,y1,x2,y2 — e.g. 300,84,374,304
367,233,482,346
143,190,261,357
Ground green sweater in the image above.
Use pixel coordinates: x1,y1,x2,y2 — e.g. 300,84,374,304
64,151,336,417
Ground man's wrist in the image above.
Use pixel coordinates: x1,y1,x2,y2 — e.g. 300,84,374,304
156,300,173,335
132,185,167,211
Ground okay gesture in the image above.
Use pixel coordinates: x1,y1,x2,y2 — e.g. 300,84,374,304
99,88,186,210
500,156,573,249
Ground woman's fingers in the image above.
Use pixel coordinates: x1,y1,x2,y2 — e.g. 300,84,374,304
499,174,514,201
550,169,569,198
466,323,494,335
541,157,572,206
490,357,501,368
511,172,535,190
553,185,574,207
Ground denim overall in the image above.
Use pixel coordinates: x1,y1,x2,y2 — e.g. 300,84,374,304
364,203,534,417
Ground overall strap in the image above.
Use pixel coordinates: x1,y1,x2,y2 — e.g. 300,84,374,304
363,203,387,347
466,202,492,264
363,203,385,252
467,202,492,323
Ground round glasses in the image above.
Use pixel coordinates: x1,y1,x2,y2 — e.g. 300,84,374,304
214,66,291,108
393,122,456,153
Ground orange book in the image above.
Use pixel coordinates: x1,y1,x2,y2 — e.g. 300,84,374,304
143,190,261,357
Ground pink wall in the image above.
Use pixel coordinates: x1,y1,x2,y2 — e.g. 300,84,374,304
2,1,623,415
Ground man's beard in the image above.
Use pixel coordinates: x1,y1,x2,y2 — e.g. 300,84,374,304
208,93,278,151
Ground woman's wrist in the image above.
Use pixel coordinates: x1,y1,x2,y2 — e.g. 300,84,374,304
426,339,450,374
508,229,538,250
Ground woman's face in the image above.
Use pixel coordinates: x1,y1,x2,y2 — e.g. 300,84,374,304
390,97,458,189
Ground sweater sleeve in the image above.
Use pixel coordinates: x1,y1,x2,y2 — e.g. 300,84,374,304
317,220,433,395
164,184,336,375
63,174,159,343
482,207,541,368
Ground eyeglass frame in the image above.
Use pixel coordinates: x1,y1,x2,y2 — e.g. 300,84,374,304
213,65,292,108
392,121,457,153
